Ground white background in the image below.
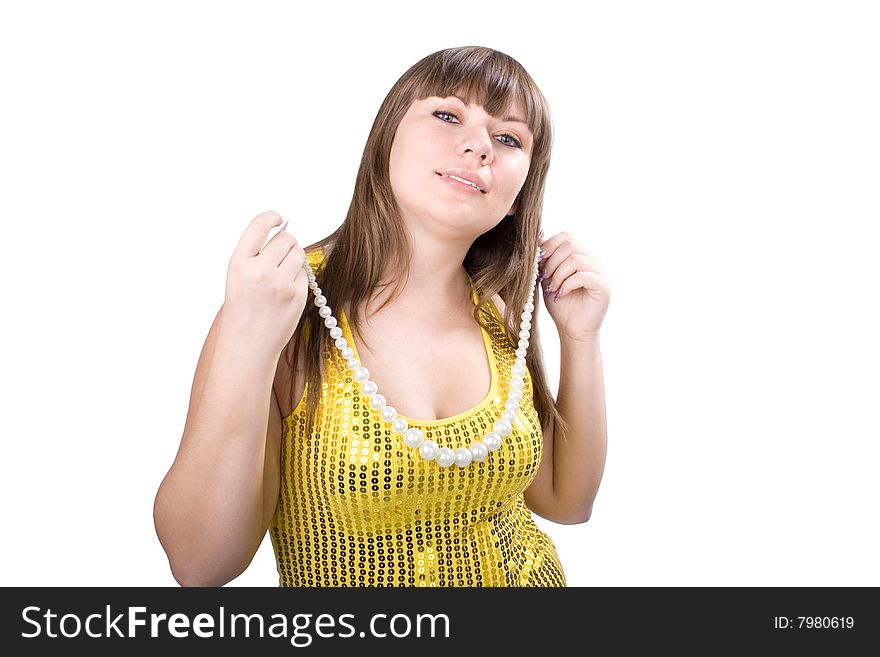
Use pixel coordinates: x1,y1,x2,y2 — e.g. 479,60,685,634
1,1,877,587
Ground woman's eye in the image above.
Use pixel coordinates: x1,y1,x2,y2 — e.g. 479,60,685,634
498,134,523,148
432,110,523,149
434,110,458,123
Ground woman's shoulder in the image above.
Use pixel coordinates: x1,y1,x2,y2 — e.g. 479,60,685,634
488,291,506,319
486,291,534,342
305,244,329,269
275,244,330,418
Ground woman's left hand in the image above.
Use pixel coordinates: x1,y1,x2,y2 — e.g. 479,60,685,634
538,230,611,342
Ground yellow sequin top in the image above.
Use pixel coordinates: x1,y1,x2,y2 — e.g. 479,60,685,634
269,247,566,587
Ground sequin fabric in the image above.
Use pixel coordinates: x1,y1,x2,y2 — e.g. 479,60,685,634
270,247,566,587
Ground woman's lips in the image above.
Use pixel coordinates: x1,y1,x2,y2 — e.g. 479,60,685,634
437,173,484,195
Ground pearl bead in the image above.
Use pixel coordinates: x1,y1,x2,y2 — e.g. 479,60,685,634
501,410,515,423
361,380,378,395
512,364,526,377
347,357,359,370
314,295,327,307
381,406,397,422
436,447,456,467
508,388,522,402
353,367,370,382
483,432,502,451
334,337,347,349
330,326,343,339
404,427,425,448
511,378,524,391
469,441,488,461
419,440,439,460
319,305,332,318
370,394,386,410
324,316,338,329
493,419,512,437
454,448,473,468
504,399,518,413
341,347,354,359
391,418,408,434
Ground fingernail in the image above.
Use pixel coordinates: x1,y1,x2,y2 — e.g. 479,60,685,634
279,219,289,232
539,269,545,281
553,292,559,303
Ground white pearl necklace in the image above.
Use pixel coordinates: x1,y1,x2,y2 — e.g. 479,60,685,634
301,245,544,468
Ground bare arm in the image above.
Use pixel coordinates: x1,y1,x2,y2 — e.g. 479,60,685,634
551,333,607,523
153,305,283,586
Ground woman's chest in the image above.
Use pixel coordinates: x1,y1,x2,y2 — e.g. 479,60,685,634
348,309,494,423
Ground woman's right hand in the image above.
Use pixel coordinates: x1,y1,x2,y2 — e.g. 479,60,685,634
222,210,310,355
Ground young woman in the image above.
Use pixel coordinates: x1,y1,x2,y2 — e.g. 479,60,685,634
154,46,611,587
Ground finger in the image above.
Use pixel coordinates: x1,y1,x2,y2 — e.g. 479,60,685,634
538,234,566,269
540,235,598,268
543,254,583,297
259,215,291,252
261,231,300,268
232,210,285,260
278,242,307,276
554,270,608,300
257,211,293,255
539,240,569,281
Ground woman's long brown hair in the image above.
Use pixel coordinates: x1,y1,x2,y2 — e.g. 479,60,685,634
285,45,571,446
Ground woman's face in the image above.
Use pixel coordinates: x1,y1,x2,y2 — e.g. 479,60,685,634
388,94,533,237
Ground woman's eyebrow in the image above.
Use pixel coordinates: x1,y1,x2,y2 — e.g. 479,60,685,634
449,94,529,127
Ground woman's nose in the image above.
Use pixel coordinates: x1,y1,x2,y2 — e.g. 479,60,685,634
461,134,493,162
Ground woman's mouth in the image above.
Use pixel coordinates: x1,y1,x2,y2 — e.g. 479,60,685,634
436,172,485,195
